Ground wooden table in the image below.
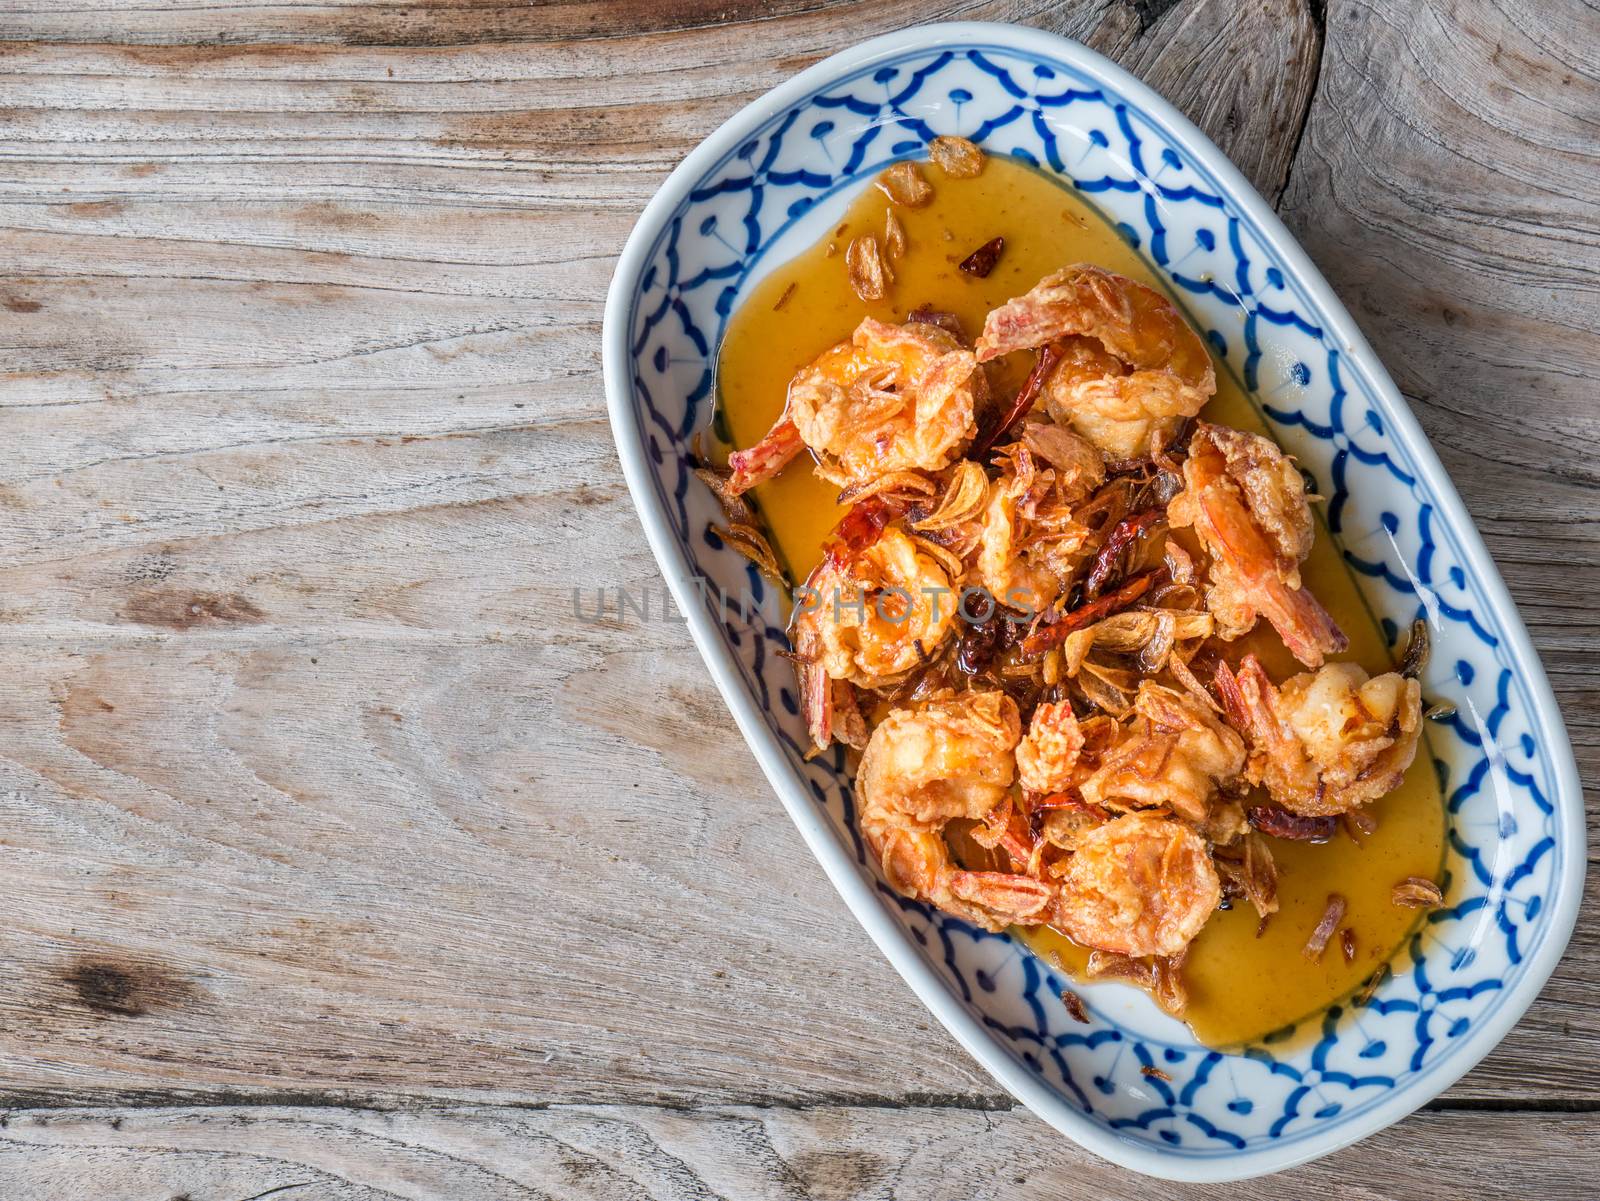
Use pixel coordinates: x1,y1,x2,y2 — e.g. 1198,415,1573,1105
1,1,1594,1196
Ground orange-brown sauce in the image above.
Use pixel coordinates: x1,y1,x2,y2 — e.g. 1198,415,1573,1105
713,155,1445,1048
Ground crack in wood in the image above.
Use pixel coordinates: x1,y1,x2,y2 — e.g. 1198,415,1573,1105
1131,0,1187,32
1274,0,1329,210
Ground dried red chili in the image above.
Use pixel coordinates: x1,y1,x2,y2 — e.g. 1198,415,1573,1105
970,341,1063,460
959,236,1004,278
1020,571,1158,658
1083,507,1164,599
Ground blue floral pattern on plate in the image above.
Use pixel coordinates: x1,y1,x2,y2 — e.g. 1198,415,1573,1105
605,24,1583,1180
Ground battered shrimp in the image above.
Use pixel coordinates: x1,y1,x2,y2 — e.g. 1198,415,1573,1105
1015,701,1085,796
1043,336,1209,462
1079,681,1245,823
858,689,1020,826
1217,655,1422,817
975,265,1215,460
792,526,957,691
729,318,982,494
1005,711,1119,853
973,435,1104,612
1051,813,1222,958
858,690,1054,930
1167,422,1347,667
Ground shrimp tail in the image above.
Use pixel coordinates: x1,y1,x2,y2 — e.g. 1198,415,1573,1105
1259,580,1348,669
1212,658,1250,729
947,870,1055,924
727,415,803,496
792,619,832,753
1219,654,1280,741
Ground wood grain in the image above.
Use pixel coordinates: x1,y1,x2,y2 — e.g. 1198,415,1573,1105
1277,0,1600,1100
0,0,1596,1190
0,1103,1596,1201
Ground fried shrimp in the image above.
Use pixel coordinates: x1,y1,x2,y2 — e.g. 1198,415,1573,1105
858,690,1054,930
976,266,1215,383
1216,655,1423,817
1167,422,1347,667
1078,681,1245,823
973,435,1104,611
975,265,1215,460
793,526,957,691
1052,813,1222,957
1015,701,1086,796
1042,337,1209,461
858,689,1020,825
729,317,982,494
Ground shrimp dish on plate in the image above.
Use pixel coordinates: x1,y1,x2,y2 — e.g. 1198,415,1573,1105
706,145,1446,1044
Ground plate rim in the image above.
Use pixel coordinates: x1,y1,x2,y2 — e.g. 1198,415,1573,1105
600,19,1586,1182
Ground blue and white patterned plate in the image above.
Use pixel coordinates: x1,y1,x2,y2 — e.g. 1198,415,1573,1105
601,21,1584,1181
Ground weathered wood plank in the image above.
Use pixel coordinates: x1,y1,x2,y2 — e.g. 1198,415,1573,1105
0,0,891,46
0,0,1594,1149
0,1103,1595,1200
0,0,1282,68
0,0,1317,195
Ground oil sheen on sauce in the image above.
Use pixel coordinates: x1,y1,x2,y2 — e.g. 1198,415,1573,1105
713,155,1446,1049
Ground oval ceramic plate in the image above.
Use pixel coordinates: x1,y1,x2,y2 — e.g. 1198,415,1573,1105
601,21,1584,1181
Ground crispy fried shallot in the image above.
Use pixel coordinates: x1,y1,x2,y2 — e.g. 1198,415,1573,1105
1398,618,1431,679
929,135,985,178
884,210,908,261
1061,989,1090,1024
1355,965,1390,1006
1391,876,1445,909
711,520,784,583
846,234,891,302
1084,948,1189,1016
877,161,934,207
1303,893,1347,961
911,460,989,532
1213,833,1279,920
